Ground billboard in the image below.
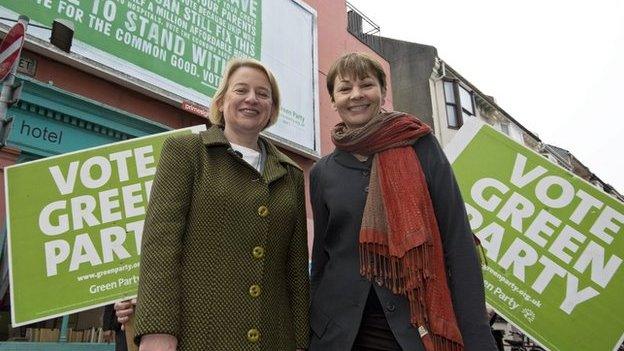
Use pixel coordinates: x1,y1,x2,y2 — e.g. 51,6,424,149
0,0,320,156
445,120,624,351
5,125,205,326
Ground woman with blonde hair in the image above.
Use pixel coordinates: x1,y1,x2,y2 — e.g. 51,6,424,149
309,52,496,351
119,57,309,351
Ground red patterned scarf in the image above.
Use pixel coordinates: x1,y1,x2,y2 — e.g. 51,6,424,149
332,111,464,351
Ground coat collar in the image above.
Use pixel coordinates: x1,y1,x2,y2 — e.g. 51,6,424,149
200,125,301,183
200,125,230,148
332,148,372,170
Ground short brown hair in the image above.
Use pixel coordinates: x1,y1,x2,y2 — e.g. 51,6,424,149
209,58,281,129
326,52,387,102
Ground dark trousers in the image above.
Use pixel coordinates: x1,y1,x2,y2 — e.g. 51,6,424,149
115,330,128,351
352,312,402,351
103,304,128,351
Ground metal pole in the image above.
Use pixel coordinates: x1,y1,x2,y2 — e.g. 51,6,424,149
58,314,70,342
0,15,29,122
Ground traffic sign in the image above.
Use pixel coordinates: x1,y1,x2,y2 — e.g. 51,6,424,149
0,22,26,82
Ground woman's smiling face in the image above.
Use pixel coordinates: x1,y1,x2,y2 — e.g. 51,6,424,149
219,66,273,138
332,72,386,128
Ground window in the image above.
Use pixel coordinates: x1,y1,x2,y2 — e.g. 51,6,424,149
500,122,510,135
444,81,459,128
443,79,475,129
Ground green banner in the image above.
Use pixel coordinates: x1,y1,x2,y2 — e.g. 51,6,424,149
5,125,205,326
1,0,262,96
446,121,624,351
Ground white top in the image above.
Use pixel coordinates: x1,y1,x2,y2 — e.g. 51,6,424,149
230,142,263,173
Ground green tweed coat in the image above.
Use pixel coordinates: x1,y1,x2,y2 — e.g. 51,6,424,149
134,126,310,350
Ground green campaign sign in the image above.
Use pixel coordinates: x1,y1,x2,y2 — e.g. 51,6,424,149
5,125,205,326
446,121,624,351
1,0,262,96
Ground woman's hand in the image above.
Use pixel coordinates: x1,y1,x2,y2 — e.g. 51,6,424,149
139,334,178,351
114,298,136,330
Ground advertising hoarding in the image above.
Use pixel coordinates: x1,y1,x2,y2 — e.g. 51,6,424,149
0,0,320,155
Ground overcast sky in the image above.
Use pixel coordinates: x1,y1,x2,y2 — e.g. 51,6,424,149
350,0,624,194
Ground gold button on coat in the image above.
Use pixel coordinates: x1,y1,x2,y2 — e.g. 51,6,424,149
252,246,265,259
247,328,260,343
258,205,269,217
249,284,261,297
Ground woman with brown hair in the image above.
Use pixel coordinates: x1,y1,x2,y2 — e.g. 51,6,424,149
118,57,309,351
309,52,496,351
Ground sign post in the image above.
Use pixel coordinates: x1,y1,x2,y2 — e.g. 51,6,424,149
0,15,26,81
0,15,28,145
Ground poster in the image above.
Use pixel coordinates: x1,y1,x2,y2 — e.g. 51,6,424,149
5,125,205,326
445,120,624,351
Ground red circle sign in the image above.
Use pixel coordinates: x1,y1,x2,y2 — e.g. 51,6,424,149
0,22,26,82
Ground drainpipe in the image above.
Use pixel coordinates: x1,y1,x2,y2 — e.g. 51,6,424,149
432,57,446,80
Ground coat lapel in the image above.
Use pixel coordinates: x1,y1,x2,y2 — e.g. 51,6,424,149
200,126,230,147
262,138,301,184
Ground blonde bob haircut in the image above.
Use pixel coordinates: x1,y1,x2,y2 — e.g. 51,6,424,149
208,57,281,129
326,52,387,102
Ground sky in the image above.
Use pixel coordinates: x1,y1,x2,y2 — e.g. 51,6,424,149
349,0,624,194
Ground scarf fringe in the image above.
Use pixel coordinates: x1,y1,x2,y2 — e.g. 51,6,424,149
359,243,434,294
424,334,464,351
360,243,464,351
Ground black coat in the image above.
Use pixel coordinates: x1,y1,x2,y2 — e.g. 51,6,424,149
309,133,497,351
